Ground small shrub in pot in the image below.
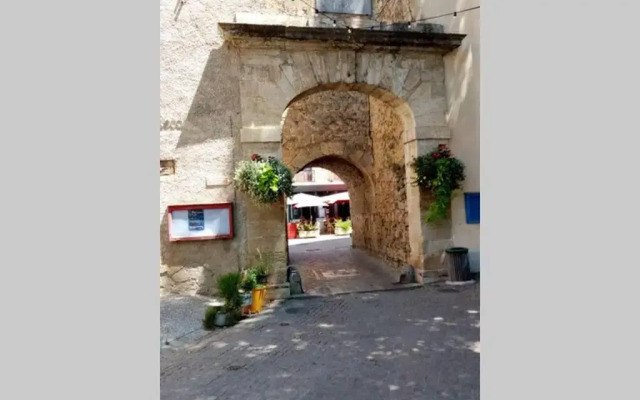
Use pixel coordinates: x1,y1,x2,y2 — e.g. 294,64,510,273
216,272,243,326
202,306,219,330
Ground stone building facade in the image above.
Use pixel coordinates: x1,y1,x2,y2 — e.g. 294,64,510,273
160,0,480,295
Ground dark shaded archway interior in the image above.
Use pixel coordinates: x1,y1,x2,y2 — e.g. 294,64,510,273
282,90,409,267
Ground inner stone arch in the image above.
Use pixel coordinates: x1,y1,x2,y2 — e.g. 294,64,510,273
297,156,373,251
282,82,417,145
282,89,410,265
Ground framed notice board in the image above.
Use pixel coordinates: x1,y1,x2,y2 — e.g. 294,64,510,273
167,203,234,242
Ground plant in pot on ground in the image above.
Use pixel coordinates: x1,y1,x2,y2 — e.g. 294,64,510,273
411,144,466,224
216,272,243,327
233,154,294,206
334,218,352,235
240,267,268,314
241,269,258,292
296,220,320,238
202,306,219,330
240,269,257,313
253,249,274,284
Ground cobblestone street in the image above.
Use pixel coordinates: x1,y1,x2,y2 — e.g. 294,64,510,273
288,236,403,296
161,283,480,400
161,293,222,348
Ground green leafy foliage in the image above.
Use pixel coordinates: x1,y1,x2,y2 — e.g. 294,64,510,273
241,268,258,291
267,157,294,199
335,219,352,230
217,272,243,313
296,221,319,231
202,306,218,330
233,154,294,205
411,145,466,224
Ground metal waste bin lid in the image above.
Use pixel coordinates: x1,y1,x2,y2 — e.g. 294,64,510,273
445,247,469,254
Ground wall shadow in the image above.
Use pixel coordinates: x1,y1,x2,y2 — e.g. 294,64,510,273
175,43,241,149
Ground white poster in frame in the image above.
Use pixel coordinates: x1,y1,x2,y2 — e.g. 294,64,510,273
167,203,234,241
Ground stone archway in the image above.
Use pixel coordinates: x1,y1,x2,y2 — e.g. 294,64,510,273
222,22,465,284
282,90,410,266
293,156,373,251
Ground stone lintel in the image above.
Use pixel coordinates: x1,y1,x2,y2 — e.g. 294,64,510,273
219,23,465,53
240,126,282,143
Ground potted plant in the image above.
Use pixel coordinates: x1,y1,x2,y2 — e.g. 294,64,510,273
254,249,273,284
411,144,466,224
215,272,243,327
239,267,268,314
240,269,257,315
250,282,267,314
202,306,219,331
297,220,320,238
233,154,294,206
334,218,352,236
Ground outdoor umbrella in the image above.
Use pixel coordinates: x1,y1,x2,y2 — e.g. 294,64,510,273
320,191,350,204
287,193,328,208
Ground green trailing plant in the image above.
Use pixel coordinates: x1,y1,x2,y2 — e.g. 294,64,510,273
411,144,466,224
202,306,218,330
233,154,294,205
217,272,243,314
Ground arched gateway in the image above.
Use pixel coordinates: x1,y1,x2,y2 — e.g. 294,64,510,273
219,23,465,286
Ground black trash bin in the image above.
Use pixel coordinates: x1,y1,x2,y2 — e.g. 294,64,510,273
445,247,471,282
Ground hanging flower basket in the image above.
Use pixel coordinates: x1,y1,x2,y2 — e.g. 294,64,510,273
411,144,466,224
233,154,294,206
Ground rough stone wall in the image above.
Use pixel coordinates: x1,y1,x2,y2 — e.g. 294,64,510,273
282,90,407,266
370,96,409,264
159,0,310,295
306,157,373,251
282,91,375,252
282,91,371,163
374,0,482,260
374,0,413,22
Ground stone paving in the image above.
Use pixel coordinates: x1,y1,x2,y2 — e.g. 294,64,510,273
161,283,480,400
160,293,223,349
288,236,403,296
161,236,413,353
